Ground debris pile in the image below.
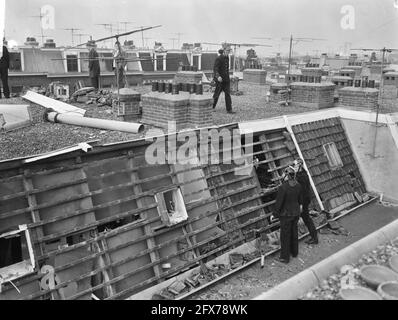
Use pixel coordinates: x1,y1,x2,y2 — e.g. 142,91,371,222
299,237,398,300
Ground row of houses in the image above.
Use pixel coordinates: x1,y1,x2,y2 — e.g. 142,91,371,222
6,41,220,94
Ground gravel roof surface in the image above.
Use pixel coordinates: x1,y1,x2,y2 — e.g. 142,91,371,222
0,82,318,161
1,81,396,161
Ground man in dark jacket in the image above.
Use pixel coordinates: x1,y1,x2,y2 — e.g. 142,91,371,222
293,158,319,244
273,166,303,263
213,49,234,113
0,41,10,99
87,40,100,90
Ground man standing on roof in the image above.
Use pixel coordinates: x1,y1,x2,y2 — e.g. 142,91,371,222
212,48,234,114
273,166,303,264
87,40,100,91
113,41,127,89
293,158,319,245
0,39,10,99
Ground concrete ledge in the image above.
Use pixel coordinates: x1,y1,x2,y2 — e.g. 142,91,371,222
254,218,398,300
253,269,319,300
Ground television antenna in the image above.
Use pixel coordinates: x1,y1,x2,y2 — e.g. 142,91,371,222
282,36,327,81
174,33,185,48
75,33,91,44
169,38,178,49
28,10,46,45
61,28,82,46
201,41,272,74
74,25,162,108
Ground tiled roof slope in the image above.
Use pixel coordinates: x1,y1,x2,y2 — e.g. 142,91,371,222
139,52,154,71
201,53,218,71
292,117,366,211
125,52,141,71
165,53,189,71
23,48,65,74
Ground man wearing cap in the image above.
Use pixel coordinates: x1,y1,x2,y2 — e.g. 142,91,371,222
293,158,319,245
212,48,234,113
87,40,100,90
0,39,10,99
273,166,303,263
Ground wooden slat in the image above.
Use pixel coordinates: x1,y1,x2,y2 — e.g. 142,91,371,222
22,169,45,257
259,134,280,182
14,198,275,299
128,151,162,281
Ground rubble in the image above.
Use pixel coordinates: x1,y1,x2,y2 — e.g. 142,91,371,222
299,237,398,300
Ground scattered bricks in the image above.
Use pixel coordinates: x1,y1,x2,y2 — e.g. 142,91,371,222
290,82,335,109
243,69,267,85
174,71,203,85
229,253,244,269
338,87,379,109
269,83,289,104
167,281,187,295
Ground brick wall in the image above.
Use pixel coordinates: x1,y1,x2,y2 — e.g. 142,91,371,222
189,95,214,128
380,85,398,111
243,69,267,85
290,82,335,109
338,87,379,109
269,83,289,104
141,91,213,130
174,71,203,85
112,88,141,121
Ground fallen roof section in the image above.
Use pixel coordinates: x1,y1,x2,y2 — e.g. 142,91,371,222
22,91,86,116
0,104,32,131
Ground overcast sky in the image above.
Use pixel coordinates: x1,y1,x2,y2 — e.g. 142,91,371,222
4,0,398,56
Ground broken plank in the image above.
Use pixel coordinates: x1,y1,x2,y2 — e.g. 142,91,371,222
22,91,86,116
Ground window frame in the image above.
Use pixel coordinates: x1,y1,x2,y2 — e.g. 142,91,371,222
66,54,79,73
154,187,188,227
323,142,343,169
0,225,35,288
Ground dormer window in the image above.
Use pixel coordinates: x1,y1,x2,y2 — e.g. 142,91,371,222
155,188,188,227
0,225,35,290
66,55,78,72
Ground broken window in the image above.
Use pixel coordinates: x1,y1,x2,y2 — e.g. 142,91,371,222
155,188,188,227
0,225,35,287
323,142,343,169
66,55,79,72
